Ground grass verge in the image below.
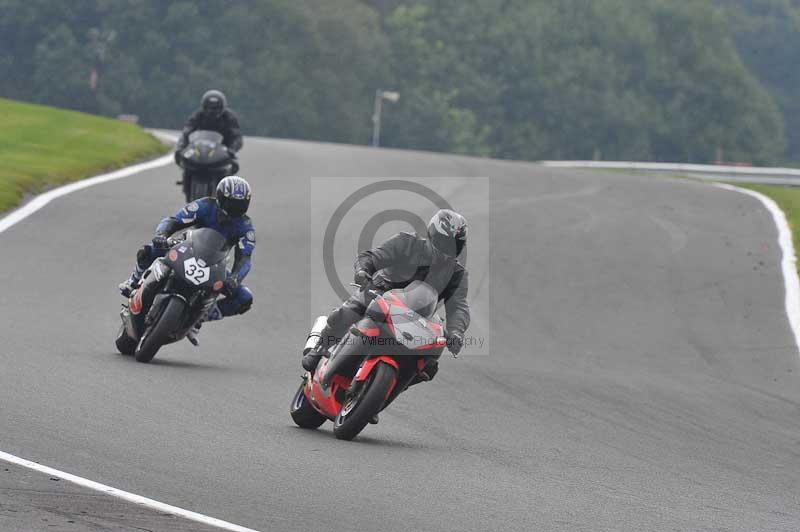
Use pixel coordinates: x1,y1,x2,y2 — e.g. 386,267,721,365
736,183,800,272
0,98,167,213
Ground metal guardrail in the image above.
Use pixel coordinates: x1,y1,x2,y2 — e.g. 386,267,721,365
540,160,800,185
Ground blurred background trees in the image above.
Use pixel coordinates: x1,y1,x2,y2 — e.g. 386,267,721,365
0,0,796,164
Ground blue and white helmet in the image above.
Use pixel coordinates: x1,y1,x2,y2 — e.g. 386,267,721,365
216,175,251,217
427,209,468,256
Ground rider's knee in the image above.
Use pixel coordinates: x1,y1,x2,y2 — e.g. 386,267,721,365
327,305,345,327
237,287,253,315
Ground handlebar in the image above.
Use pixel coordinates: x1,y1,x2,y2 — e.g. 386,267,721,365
153,236,183,251
349,281,379,299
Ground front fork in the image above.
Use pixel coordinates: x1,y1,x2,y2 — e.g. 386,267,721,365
346,356,400,405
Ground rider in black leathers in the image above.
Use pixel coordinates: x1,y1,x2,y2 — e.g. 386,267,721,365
175,90,243,195
302,209,471,380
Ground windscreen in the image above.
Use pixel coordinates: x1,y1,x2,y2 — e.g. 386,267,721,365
392,281,439,318
185,228,230,266
188,130,224,144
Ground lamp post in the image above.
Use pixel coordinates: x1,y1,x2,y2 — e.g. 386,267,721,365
372,89,400,147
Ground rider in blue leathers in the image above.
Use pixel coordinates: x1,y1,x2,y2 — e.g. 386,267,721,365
119,176,255,344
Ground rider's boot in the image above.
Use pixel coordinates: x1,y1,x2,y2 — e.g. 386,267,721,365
301,320,336,372
186,304,222,346
186,322,202,346
301,346,325,372
118,266,144,297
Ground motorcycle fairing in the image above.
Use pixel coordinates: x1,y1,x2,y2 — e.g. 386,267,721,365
121,228,230,345
305,357,352,419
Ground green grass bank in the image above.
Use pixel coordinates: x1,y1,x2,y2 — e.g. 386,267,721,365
737,183,800,273
0,98,166,213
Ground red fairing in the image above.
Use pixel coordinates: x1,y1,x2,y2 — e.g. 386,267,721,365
428,321,444,337
129,288,143,315
358,327,380,337
414,338,445,350
305,358,351,419
355,356,399,381
376,297,395,334
383,292,406,309
355,357,399,400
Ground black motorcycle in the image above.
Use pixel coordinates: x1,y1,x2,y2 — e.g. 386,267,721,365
115,228,231,363
176,130,239,202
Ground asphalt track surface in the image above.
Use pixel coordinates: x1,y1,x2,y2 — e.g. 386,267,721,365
1,136,799,531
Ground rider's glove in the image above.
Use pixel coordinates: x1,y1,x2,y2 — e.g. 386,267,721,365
447,332,464,356
223,276,239,296
227,147,238,160
152,235,170,249
354,269,372,288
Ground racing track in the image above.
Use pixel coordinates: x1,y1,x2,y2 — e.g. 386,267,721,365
0,136,799,531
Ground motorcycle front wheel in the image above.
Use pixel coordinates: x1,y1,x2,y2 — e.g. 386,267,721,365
333,361,397,441
134,297,186,363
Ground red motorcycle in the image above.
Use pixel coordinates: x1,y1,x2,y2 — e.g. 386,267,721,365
290,281,448,440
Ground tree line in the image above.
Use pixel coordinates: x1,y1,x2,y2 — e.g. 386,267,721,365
0,0,796,164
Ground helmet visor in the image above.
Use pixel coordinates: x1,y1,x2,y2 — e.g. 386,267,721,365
204,99,224,116
221,197,249,217
430,232,460,257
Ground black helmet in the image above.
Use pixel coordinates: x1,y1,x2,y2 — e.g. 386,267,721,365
216,175,251,217
427,209,468,257
201,89,227,117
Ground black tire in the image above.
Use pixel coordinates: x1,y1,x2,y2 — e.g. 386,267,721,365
134,297,186,363
190,177,213,201
115,323,137,355
183,175,192,203
333,362,397,441
290,383,327,429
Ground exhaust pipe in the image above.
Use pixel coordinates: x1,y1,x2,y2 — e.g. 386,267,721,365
303,316,328,354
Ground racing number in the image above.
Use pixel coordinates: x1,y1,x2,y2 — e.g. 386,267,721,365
183,257,210,285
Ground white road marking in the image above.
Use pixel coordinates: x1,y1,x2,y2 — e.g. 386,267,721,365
0,131,178,235
542,159,800,177
715,183,800,355
0,154,171,235
0,450,262,532
0,131,263,531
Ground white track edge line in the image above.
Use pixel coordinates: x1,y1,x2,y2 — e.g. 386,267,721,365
0,451,262,532
0,131,177,235
0,130,264,531
714,183,800,356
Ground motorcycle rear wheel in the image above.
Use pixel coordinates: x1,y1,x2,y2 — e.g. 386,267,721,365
333,362,397,441
189,177,215,202
135,297,186,363
290,382,327,429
